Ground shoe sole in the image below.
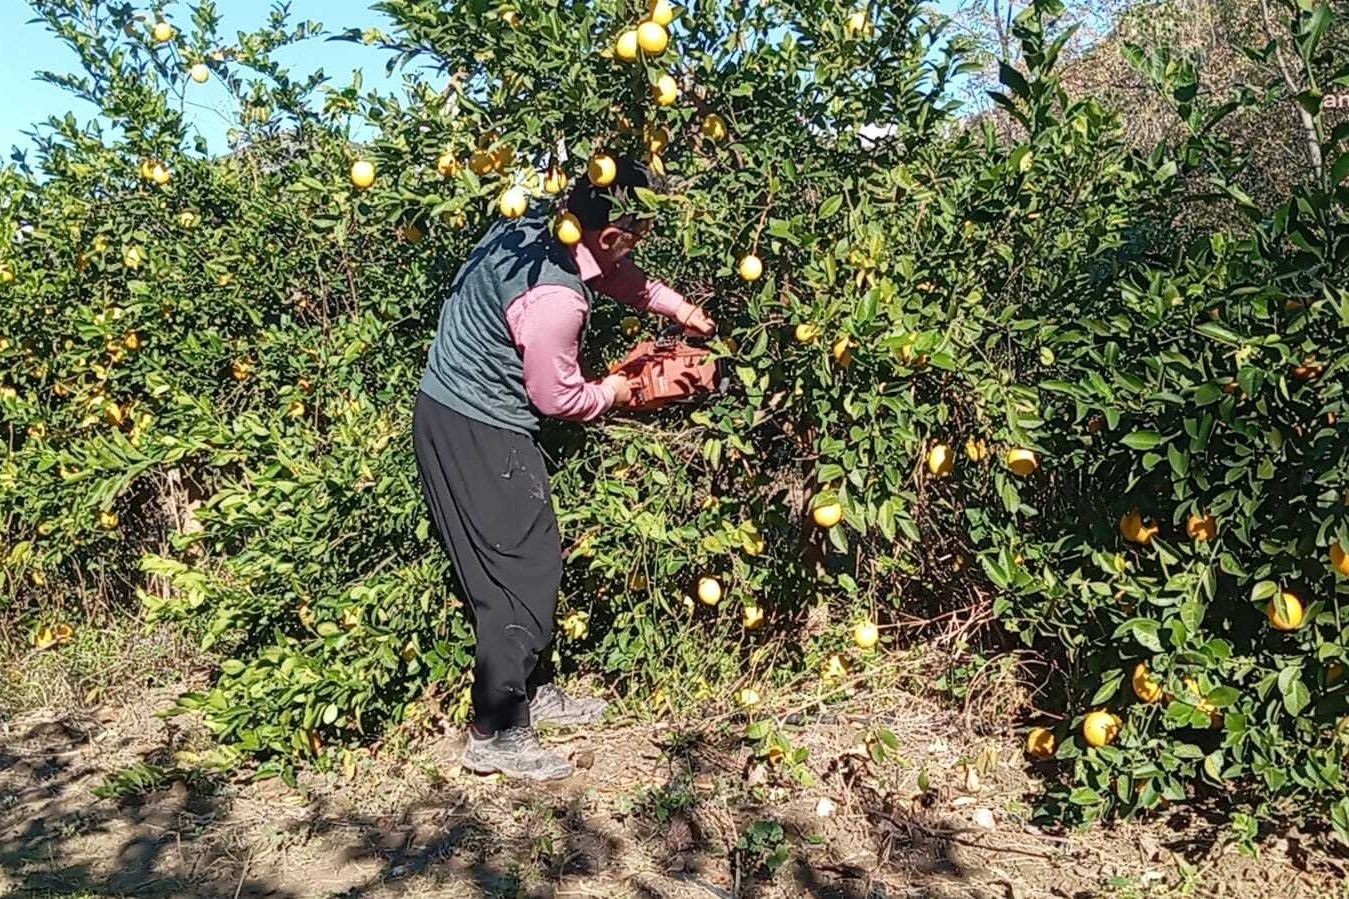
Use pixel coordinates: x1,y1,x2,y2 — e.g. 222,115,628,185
532,713,605,729
461,751,574,781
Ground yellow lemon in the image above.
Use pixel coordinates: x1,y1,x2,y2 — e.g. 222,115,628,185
500,9,520,27
844,10,868,36
645,124,670,155
1268,591,1305,631
1292,359,1324,381
152,21,175,42
1025,727,1055,759
1132,662,1163,703
742,606,764,629
1330,543,1349,577
498,186,529,218
822,654,847,680
701,113,728,140
832,335,852,367
103,401,125,426
1082,710,1121,747
122,246,144,269
637,21,669,54
468,149,496,174
737,254,764,282
350,159,375,189
99,509,119,529
555,212,583,245
927,443,953,477
542,165,568,194
854,621,880,650
697,576,721,606
795,323,819,343
436,151,461,177
615,29,640,61
1186,512,1217,542
288,399,306,418
649,0,675,26
1119,508,1158,545
231,358,251,381
653,73,679,106
0,263,14,283
1005,448,1038,476
150,162,171,185
588,153,617,187
189,63,209,83
812,501,842,528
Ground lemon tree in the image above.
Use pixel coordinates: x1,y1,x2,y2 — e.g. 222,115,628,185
2,0,1348,842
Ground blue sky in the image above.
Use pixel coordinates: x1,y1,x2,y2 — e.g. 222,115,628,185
2,0,974,162
1,0,401,160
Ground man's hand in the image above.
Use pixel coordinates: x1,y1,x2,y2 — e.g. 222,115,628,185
676,302,716,337
602,373,633,408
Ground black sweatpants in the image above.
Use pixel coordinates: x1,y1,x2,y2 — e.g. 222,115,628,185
412,391,563,734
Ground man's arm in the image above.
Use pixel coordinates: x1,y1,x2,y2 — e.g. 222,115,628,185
506,286,630,421
591,257,715,335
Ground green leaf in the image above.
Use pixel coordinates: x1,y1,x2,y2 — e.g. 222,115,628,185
1068,786,1102,805
1121,430,1164,450
1278,667,1310,715
1333,152,1349,187
1250,580,1279,603
1113,617,1163,652
1090,669,1124,705
1195,322,1242,345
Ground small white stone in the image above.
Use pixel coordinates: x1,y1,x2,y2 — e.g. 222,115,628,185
815,797,837,818
972,807,996,830
964,765,981,793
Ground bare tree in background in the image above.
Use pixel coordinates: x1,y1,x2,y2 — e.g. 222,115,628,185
935,0,1147,112
938,0,1345,207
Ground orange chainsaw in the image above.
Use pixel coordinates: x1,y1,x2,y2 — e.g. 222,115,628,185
608,327,724,413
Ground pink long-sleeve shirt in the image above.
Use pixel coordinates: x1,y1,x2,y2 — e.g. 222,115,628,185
505,241,686,421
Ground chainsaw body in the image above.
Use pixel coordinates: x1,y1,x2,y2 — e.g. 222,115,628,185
608,332,722,413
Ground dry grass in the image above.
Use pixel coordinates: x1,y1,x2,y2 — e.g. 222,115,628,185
0,610,202,720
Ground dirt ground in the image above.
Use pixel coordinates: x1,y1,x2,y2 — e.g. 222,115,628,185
2,673,1346,899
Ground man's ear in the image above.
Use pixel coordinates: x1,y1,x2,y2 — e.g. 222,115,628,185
597,225,624,251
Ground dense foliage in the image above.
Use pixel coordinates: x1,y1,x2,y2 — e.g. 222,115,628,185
2,0,1346,842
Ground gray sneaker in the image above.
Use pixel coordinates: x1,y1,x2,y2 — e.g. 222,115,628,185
529,684,609,729
461,726,574,781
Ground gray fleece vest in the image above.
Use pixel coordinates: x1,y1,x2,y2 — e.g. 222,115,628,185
419,201,594,434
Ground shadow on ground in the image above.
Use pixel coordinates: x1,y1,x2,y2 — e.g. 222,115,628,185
7,701,1334,899
0,707,992,899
